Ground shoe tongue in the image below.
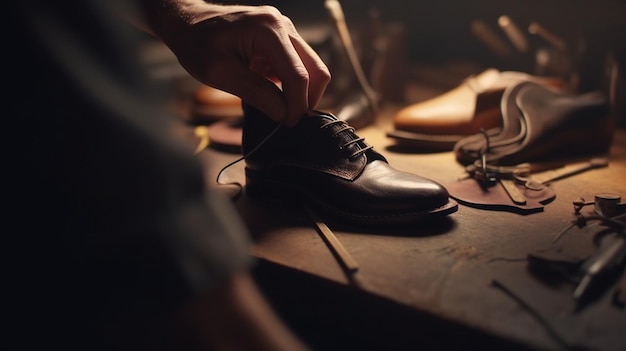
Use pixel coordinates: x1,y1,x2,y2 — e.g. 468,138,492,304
306,111,367,152
241,103,385,166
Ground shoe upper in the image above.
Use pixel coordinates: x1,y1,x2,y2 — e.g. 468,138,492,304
243,104,386,181
241,103,453,221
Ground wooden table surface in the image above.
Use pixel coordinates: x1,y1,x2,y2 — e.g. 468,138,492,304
195,92,626,351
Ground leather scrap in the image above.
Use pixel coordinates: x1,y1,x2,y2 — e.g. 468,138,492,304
445,178,555,214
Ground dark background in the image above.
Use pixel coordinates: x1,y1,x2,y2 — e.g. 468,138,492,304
225,0,626,94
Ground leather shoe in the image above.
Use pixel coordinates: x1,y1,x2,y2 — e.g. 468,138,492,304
387,68,565,150
242,103,458,226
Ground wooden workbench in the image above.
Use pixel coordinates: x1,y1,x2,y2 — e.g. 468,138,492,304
195,90,626,351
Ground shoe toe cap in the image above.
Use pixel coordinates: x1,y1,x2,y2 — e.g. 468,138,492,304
342,160,451,212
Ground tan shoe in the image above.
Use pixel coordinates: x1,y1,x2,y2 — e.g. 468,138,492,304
191,85,243,122
387,68,565,150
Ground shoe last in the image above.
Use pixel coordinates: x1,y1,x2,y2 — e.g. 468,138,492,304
242,103,457,226
391,69,566,138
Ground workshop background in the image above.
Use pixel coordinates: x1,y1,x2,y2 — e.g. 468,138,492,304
240,0,626,98
178,2,626,351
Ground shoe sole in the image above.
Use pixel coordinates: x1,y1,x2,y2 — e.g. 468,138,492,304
245,168,458,227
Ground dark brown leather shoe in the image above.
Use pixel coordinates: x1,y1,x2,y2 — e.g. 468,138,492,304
242,104,457,226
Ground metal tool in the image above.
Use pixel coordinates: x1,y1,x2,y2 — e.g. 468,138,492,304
573,235,626,306
466,158,565,182
515,158,609,191
471,160,527,205
464,159,564,205
554,194,625,243
574,193,623,217
466,160,532,181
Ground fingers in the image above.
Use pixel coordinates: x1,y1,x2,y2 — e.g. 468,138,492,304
267,53,309,127
178,5,331,126
284,19,331,111
214,60,287,123
277,18,331,125
288,37,331,111
247,9,330,126
254,22,310,125
236,75,286,124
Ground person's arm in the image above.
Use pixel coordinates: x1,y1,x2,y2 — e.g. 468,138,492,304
137,0,331,127
175,271,311,351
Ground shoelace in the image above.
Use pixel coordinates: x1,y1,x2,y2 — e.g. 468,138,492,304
213,123,282,200
320,119,373,160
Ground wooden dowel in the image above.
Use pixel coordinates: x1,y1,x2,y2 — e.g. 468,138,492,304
302,204,359,273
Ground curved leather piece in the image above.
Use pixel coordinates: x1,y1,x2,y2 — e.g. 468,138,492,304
444,178,556,215
454,82,612,166
242,103,457,225
454,81,535,164
389,69,565,149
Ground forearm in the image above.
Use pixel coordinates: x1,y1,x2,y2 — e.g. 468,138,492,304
131,0,331,125
137,0,243,44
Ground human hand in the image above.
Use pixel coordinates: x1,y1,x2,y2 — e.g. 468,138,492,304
150,2,331,127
